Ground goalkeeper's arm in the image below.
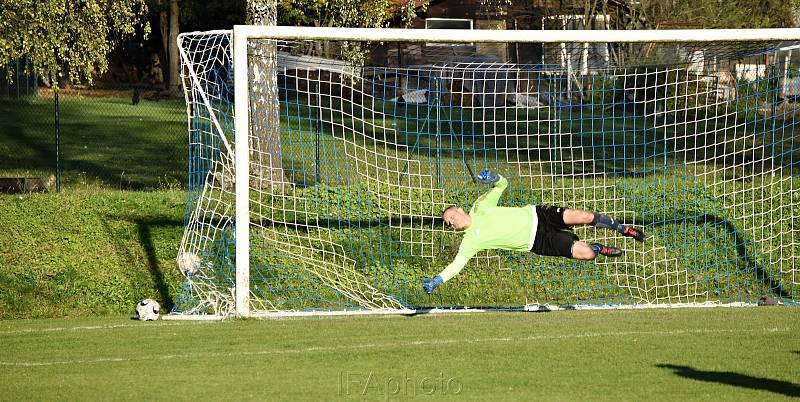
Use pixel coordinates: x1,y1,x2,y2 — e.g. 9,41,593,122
423,248,477,294
473,174,508,209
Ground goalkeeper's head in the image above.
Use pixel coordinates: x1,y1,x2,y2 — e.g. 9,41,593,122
442,206,471,230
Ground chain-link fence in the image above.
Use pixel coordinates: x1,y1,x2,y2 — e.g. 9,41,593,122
0,83,187,191
0,59,38,98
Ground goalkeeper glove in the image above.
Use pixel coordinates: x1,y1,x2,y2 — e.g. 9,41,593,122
422,275,443,294
476,168,500,185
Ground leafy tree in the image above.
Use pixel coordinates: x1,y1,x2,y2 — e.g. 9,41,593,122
534,0,795,31
791,0,800,27
277,0,420,29
639,0,795,29
276,0,423,64
0,0,150,88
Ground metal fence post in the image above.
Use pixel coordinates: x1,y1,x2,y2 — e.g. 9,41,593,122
54,76,61,192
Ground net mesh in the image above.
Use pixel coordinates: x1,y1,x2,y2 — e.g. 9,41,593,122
174,31,800,315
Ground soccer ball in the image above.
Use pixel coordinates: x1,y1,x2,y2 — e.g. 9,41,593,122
136,299,161,321
177,251,201,275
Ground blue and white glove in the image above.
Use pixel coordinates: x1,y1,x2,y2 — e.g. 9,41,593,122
422,275,443,294
476,168,500,185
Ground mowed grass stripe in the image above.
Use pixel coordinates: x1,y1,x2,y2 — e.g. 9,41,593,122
0,326,791,367
1,308,798,401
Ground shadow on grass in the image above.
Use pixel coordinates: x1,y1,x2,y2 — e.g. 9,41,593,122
0,97,186,189
656,364,800,398
279,91,800,186
642,213,790,299
266,204,792,299
102,216,182,310
135,218,178,310
692,214,790,298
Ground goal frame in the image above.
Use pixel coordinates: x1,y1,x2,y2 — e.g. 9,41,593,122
225,26,800,318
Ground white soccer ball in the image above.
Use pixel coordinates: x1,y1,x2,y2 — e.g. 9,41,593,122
136,299,161,321
177,251,201,275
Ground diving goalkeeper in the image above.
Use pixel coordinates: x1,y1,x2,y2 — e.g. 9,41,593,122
422,168,647,294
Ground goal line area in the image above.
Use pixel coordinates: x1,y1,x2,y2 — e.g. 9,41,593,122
170,26,800,318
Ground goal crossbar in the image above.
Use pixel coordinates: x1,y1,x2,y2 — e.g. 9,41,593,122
232,25,800,43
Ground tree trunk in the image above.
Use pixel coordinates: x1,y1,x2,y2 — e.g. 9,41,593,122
246,0,286,187
168,0,181,93
159,10,168,64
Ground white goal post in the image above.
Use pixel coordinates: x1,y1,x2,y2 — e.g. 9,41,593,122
172,26,800,319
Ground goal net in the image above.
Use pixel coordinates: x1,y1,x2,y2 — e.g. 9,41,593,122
173,27,800,317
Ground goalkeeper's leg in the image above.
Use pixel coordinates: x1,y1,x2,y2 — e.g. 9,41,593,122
563,209,647,242
571,241,624,260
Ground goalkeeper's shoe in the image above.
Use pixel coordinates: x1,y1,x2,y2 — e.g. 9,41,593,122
590,243,624,258
621,226,647,242
423,275,444,294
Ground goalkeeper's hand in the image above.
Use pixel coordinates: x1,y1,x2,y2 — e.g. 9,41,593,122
476,168,500,185
422,275,443,294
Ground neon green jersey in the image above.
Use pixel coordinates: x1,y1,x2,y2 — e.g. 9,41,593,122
439,175,538,282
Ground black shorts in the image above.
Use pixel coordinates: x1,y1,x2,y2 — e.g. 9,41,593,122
530,206,578,258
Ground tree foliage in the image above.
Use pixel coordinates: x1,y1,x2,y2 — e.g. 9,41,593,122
277,0,418,28
275,0,423,66
639,0,795,28
0,0,149,88
534,0,796,31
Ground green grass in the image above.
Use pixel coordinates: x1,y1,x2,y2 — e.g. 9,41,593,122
209,97,799,311
0,96,186,189
0,82,798,400
0,91,797,316
0,189,185,319
1,308,798,401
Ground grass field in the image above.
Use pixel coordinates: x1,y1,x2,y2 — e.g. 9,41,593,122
0,64,799,400
0,189,185,319
171,92,799,313
0,96,186,189
1,87,798,316
1,308,798,401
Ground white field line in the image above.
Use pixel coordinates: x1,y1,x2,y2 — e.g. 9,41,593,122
0,313,411,336
0,321,217,336
0,327,791,368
